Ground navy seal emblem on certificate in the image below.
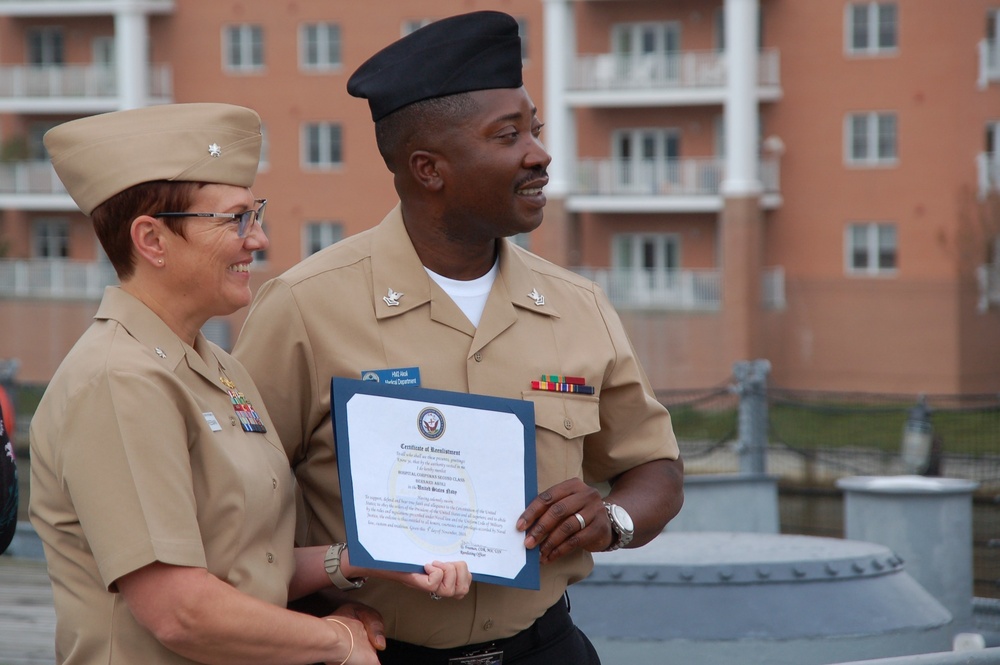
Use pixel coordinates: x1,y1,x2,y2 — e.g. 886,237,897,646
418,407,445,440
331,377,539,590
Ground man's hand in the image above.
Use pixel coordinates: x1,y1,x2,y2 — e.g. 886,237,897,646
332,601,387,652
516,478,610,564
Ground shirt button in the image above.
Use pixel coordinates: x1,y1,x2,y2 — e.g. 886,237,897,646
564,418,573,430
272,478,278,489
474,352,483,362
483,619,494,631
230,416,238,426
266,552,274,563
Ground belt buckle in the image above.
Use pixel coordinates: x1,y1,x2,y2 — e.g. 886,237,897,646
448,649,503,665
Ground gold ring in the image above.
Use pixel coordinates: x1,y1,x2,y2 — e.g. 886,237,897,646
574,513,586,530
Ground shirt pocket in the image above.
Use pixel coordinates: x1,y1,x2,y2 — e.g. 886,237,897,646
521,391,601,489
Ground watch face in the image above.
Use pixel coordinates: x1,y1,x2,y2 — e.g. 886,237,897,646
612,504,634,532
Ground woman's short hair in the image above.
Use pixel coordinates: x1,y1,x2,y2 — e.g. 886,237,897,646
90,180,201,281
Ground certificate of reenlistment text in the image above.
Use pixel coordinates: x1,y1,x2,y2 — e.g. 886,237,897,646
331,377,540,590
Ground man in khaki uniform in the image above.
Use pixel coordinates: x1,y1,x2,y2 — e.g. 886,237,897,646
235,11,683,665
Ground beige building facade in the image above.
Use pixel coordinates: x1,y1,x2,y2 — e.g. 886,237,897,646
0,0,998,394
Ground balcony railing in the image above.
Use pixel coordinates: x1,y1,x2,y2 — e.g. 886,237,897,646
570,49,780,92
0,64,172,99
0,259,118,300
571,266,786,312
573,157,781,197
978,152,1000,198
978,39,1000,89
0,161,65,196
572,268,722,310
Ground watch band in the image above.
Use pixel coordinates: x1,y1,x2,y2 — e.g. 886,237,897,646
324,543,367,590
603,501,635,551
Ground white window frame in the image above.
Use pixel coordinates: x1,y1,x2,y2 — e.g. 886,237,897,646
33,218,69,258
612,128,681,192
613,233,681,273
27,27,64,65
845,222,897,276
223,24,264,73
846,2,898,56
299,22,341,71
845,112,897,166
302,221,343,258
301,122,343,169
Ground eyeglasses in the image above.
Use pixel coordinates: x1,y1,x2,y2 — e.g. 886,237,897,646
156,198,267,238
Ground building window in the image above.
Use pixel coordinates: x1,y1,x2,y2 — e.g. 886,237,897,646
258,123,270,171
516,18,529,60
613,128,680,192
33,218,69,258
27,27,64,65
402,19,433,36
846,112,897,165
302,123,343,168
224,25,264,72
614,234,680,273
846,223,896,275
300,22,341,71
847,2,897,55
303,221,343,257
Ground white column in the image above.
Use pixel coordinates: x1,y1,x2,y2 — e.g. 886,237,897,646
721,0,761,196
542,0,575,198
115,2,149,110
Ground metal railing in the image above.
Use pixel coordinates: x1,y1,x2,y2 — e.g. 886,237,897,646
572,267,722,310
570,48,780,92
0,161,65,195
573,156,780,197
0,258,118,299
571,266,786,312
0,63,172,99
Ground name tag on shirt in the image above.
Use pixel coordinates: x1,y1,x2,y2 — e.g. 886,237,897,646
202,412,223,432
360,367,421,387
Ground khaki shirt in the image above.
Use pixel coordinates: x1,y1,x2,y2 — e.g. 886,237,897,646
234,205,678,648
30,287,296,665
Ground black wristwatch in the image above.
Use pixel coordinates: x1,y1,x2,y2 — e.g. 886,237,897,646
603,502,635,551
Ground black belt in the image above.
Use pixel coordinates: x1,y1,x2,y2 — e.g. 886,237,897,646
380,597,573,665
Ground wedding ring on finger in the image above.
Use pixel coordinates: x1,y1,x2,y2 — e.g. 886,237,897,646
574,512,586,530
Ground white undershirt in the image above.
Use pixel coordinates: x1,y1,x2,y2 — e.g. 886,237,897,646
424,259,499,328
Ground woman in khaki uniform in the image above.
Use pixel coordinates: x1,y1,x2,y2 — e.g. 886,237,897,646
29,104,469,665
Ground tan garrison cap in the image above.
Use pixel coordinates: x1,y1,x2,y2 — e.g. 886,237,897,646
44,103,262,215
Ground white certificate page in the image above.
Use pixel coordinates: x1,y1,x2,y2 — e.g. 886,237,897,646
333,379,539,589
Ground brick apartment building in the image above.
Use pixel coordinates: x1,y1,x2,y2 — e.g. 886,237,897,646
0,0,998,394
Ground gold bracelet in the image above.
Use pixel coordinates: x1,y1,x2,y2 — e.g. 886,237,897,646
326,618,354,665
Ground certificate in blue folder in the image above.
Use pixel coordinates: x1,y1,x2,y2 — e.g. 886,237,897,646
332,377,540,590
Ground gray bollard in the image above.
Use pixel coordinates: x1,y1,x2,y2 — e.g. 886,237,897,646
667,473,779,533
837,475,979,633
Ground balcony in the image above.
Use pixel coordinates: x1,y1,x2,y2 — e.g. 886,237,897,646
978,39,1000,89
567,49,781,107
0,64,172,113
568,156,782,213
0,0,174,17
0,160,75,211
571,267,786,312
0,259,118,300
978,152,999,198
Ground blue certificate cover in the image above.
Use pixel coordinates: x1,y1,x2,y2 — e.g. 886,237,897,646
332,377,540,590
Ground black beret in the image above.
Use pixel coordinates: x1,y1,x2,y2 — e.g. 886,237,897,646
347,11,523,122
